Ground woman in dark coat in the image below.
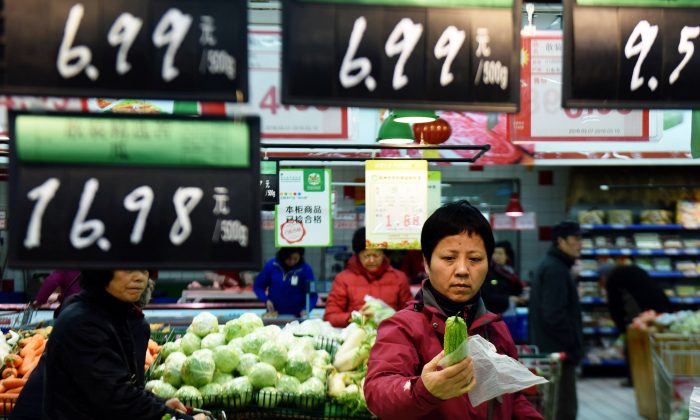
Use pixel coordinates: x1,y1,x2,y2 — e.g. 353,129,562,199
11,270,204,420
481,241,525,314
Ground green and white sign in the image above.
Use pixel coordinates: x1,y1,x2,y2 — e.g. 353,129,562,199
276,168,332,247
428,171,442,216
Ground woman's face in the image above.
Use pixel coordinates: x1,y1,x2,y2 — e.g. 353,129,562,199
358,249,384,272
492,247,508,266
425,232,489,303
284,252,301,267
105,270,149,303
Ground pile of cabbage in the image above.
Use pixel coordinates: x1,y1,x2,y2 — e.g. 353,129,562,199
145,312,332,409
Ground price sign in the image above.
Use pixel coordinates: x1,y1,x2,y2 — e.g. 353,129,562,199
9,112,261,269
260,161,279,210
510,32,649,142
365,160,427,249
564,0,700,108
3,0,248,101
282,0,521,112
275,168,332,247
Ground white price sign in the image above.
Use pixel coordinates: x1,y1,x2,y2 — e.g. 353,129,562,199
365,160,427,250
275,168,332,247
510,32,649,143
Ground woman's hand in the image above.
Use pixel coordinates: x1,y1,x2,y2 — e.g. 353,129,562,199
359,303,374,321
193,414,207,420
266,300,276,313
420,351,476,400
165,398,187,413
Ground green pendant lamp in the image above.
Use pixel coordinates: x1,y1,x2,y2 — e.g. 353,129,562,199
392,109,438,124
377,114,415,144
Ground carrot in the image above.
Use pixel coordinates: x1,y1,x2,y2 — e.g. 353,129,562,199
2,377,26,390
0,395,16,415
4,355,22,369
2,369,16,379
6,386,23,395
18,360,37,377
145,351,154,366
20,363,37,380
147,339,159,354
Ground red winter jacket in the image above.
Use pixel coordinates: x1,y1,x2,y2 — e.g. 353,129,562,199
364,285,543,420
323,255,412,327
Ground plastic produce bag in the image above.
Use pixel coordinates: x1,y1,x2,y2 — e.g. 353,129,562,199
467,335,547,406
437,338,469,368
690,387,700,419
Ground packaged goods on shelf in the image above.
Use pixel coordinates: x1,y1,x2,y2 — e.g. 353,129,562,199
614,236,634,248
578,210,605,225
634,233,663,249
676,200,700,228
581,238,594,249
684,238,700,248
608,210,633,225
653,258,673,272
675,261,697,272
636,258,654,272
580,260,599,272
640,210,673,225
594,236,611,248
662,237,684,249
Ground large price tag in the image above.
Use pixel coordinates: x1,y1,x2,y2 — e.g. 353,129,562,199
9,112,261,269
564,0,700,108
511,32,649,142
3,0,248,101
282,0,521,112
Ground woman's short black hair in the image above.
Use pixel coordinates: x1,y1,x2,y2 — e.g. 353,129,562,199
276,247,304,264
495,240,515,265
79,270,114,292
420,200,495,265
352,227,366,255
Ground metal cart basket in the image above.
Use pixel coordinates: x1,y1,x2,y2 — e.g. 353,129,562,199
650,335,700,420
516,345,563,420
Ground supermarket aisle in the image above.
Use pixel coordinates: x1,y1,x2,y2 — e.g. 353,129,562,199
577,378,642,420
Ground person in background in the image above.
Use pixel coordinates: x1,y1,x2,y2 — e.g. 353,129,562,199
400,250,427,285
33,270,82,306
364,200,541,419
12,270,204,420
481,241,525,314
599,263,671,386
254,247,318,318
324,227,412,328
529,221,584,420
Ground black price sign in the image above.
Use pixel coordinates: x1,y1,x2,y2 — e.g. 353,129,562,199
563,0,700,108
282,0,521,112
260,161,279,211
9,112,261,270
3,0,248,102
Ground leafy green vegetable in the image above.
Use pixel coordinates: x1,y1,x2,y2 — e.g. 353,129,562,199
181,332,202,356
152,382,177,399
276,374,301,403
152,364,166,380
201,333,226,350
213,345,241,374
257,387,281,409
162,352,187,387
199,382,224,404
221,376,253,408
161,341,181,359
237,353,258,376
285,351,312,382
191,312,219,337
175,385,204,408
145,379,162,392
212,370,235,385
248,362,278,389
241,330,266,355
258,341,288,370
296,377,325,409
181,351,216,387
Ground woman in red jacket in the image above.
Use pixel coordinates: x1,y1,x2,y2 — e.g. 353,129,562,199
323,227,412,327
364,201,542,420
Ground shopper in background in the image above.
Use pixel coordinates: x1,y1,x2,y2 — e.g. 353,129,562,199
324,227,412,328
13,270,203,420
529,221,584,420
364,201,541,419
254,247,318,318
399,249,427,285
481,241,525,314
32,270,82,306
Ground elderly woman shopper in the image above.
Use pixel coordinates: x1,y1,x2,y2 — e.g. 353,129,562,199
324,227,413,327
11,270,204,420
364,201,541,419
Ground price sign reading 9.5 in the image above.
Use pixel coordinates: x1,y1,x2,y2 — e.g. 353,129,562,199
283,1,520,112
565,1,700,108
3,0,247,101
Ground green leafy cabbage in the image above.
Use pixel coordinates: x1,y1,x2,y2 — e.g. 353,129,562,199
181,332,202,356
191,312,219,337
248,362,278,389
175,385,204,408
201,333,226,350
181,351,216,387
258,341,288,370
213,345,241,374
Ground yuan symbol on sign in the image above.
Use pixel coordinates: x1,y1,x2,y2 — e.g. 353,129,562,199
474,28,508,90
199,15,217,46
212,187,230,216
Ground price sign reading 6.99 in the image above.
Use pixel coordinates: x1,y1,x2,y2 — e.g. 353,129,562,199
564,0,700,108
3,0,248,102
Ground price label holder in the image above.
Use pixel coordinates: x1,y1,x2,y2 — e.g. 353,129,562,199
282,0,521,112
564,0,700,109
3,0,248,101
9,112,261,269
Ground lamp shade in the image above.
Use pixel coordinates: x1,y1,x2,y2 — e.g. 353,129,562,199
393,109,438,124
505,193,524,217
376,114,415,144
413,118,452,145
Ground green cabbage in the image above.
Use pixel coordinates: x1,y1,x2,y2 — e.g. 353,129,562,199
212,370,235,385
257,387,281,409
165,351,187,365
161,341,181,359
275,331,297,349
285,352,312,382
199,383,224,404
248,362,278,389
191,312,219,337
262,324,281,339
175,385,204,408
162,352,187,387
152,364,166,380
296,377,325,409
241,331,266,355
312,366,327,383
237,353,259,376
223,319,246,341
192,348,214,360
313,349,331,367
258,341,288,370
238,313,264,331
152,381,177,399
228,337,244,350
181,352,216,387
201,333,226,350
145,379,162,392
277,374,301,403
181,332,202,356
221,376,253,408
213,345,241,374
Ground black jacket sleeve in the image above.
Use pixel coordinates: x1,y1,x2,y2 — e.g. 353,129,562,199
537,265,578,356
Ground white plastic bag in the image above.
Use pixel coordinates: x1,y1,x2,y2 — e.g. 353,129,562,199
467,335,548,406
437,338,469,368
690,386,700,420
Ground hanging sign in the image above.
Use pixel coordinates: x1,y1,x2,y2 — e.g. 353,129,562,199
563,0,700,109
491,212,536,230
510,31,649,142
282,0,521,112
3,0,248,102
427,171,442,216
275,168,332,247
260,161,279,210
365,160,427,249
9,112,261,269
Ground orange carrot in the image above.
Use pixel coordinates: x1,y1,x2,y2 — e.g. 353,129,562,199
2,369,16,380
147,339,159,353
4,355,22,369
2,377,26,390
6,386,23,395
17,360,37,377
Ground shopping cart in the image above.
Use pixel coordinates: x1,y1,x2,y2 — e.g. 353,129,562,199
516,345,564,420
0,305,37,331
650,335,700,420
